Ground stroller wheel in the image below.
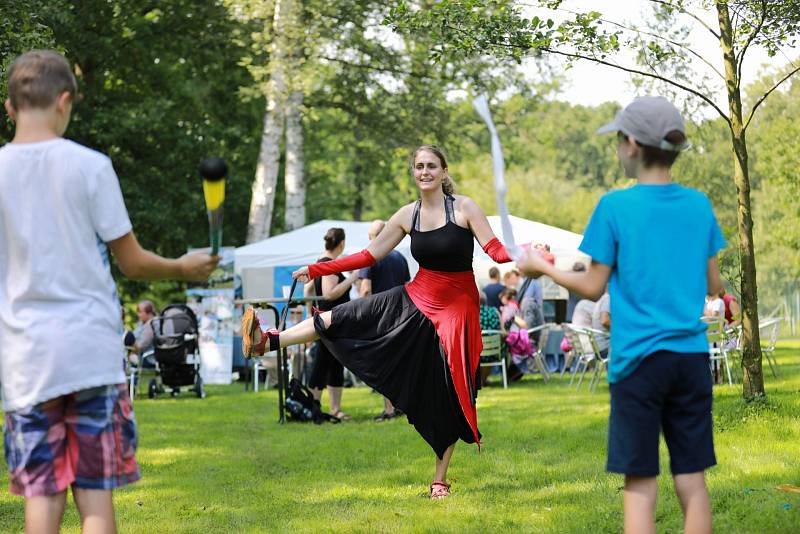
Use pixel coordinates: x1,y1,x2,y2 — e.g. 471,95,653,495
148,379,158,399
194,376,206,399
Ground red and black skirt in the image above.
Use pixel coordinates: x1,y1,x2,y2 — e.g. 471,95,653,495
314,268,482,459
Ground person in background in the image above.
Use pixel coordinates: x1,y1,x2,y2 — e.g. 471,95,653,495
306,227,359,421
571,299,596,328
478,291,504,386
130,300,157,367
720,288,740,328
704,293,725,318
592,291,611,355
503,268,521,291
359,219,411,421
499,287,519,330
482,266,504,309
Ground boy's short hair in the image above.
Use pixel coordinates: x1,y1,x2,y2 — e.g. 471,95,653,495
488,267,500,279
633,130,687,168
7,50,77,111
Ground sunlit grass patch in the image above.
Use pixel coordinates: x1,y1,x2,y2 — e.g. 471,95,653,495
0,342,798,532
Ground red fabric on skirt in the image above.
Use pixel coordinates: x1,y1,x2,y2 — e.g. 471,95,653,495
405,267,482,446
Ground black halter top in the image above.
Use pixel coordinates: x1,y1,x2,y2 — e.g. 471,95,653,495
410,195,474,272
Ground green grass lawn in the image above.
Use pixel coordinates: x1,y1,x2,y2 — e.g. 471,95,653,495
1,343,799,533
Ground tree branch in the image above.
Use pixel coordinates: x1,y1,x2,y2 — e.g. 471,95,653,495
540,47,731,125
543,5,725,80
318,54,418,78
729,1,798,71
736,0,767,84
646,0,720,39
743,64,800,131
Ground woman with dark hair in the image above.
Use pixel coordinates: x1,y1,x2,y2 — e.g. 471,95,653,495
242,145,514,498
307,227,359,420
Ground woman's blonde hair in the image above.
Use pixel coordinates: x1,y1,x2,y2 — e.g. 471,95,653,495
411,145,456,196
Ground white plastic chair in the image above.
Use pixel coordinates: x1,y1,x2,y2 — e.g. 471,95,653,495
703,316,732,385
759,317,781,377
585,327,610,392
480,329,507,388
563,324,596,389
527,323,555,382
253,353,277,392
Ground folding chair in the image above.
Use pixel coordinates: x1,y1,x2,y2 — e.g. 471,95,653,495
585,327,609,392
527,323,554,382
703,316,732,385
253,353,277,392
479,329,507,388
562,324,596,389
759,317,781,378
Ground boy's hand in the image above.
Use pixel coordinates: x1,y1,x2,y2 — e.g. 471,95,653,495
179,252,220,281
517,248,552,278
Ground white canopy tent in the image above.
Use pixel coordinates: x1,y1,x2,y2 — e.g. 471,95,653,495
235,216,587,300
235,220,416,300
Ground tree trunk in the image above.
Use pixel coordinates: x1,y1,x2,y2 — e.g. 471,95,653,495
284,89,305,230
246,0,288,244
716,2,765,399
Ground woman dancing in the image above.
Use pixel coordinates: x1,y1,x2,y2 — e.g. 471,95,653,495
242,145,513,499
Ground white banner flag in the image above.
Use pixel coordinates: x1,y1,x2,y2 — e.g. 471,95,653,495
472,94,521,261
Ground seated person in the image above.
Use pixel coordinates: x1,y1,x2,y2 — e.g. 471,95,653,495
478,291,504,386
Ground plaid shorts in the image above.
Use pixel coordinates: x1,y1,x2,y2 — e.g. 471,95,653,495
4,384,140,497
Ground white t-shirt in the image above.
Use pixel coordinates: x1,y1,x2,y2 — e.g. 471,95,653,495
592,293,611,351
0,138,132,411
571,299,595,328
705,297,725,317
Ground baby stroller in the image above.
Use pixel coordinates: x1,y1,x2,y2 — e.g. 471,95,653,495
147,303,205,399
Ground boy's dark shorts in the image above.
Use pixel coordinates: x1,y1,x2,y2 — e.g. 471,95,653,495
607,351,716,477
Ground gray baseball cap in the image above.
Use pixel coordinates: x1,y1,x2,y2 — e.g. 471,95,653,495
597,96,689,152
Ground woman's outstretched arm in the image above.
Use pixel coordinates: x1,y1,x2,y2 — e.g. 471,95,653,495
293,204,412,282
460,197,514,263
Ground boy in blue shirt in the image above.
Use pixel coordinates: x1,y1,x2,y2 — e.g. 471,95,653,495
520,96,724,534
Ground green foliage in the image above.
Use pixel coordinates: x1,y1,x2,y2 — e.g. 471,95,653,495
2,1,263,304
0,0,58,122
4,0,796,314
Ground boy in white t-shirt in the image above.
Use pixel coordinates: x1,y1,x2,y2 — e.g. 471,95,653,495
0,50,219,533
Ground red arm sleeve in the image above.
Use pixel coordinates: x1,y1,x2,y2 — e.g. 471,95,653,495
308,249,376,279
482,237,514,264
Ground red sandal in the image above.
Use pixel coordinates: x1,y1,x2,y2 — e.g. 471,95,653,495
241,309,279,358
430,480,450,499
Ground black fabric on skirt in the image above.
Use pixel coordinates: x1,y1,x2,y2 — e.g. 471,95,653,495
313,285,478,458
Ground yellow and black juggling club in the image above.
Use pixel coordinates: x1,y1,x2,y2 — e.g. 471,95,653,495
200,157,227,256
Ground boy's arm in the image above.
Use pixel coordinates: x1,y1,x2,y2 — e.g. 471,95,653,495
707,256,723,297
108,232,219,282
518,252,611,301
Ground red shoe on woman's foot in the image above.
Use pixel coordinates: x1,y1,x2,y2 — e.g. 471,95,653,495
430,480,450,499
242,308,268,357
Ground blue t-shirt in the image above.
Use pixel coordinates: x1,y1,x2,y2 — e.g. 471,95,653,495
482,282,505,309
579,183,726,383
359,250,410,294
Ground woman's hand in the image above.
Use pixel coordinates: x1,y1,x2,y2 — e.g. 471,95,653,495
292,266,311,283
